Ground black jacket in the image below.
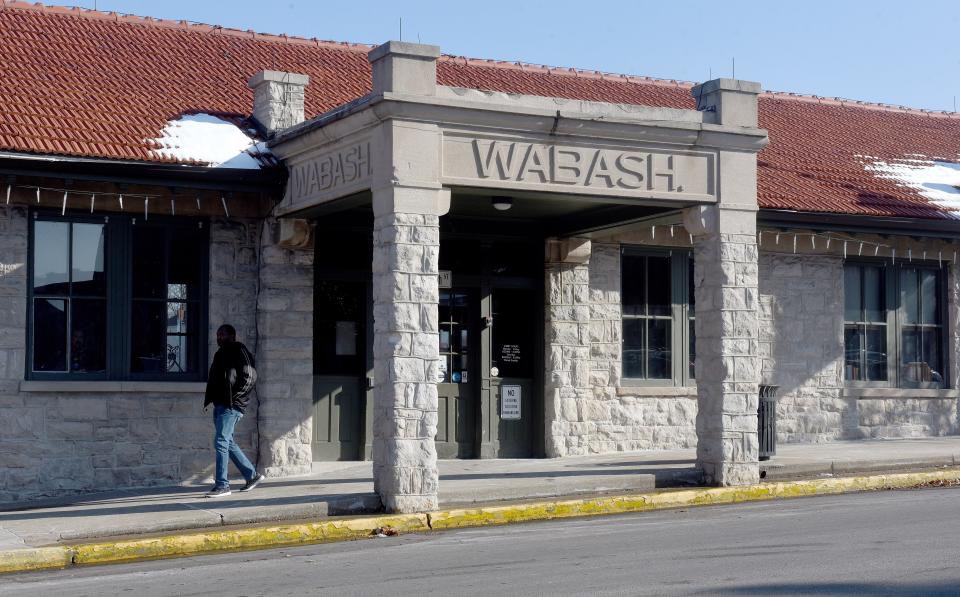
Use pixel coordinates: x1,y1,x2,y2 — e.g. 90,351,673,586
204,341,258,413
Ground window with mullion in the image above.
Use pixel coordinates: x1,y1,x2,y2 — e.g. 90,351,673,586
28,213,207,381
843,261,946,388
130,223,204,377
899,266,944,387
31,219,107,376
843,264,888,383
622,250,693,385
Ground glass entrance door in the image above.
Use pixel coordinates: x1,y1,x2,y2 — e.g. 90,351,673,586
436,289,477,458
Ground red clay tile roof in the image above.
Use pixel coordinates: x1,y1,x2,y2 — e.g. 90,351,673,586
1,2,959,219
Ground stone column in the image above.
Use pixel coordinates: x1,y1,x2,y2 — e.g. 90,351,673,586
367,41,448,513
685,79,764,486
543,238,593,457
255,218,315,478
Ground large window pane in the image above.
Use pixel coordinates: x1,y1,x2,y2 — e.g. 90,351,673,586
921,329,943,384
864,266,884,322
33,298,67,371
621,255,645,315
843,266,861,322
688,318,695,380
864,325,887,381
844,325,863,381
900,327,920,381
647,319,671,379
33,221,69,295
646,256,671,316
71,299,106,373
169,227,204,301
920,270,938,325
901,268,919,325
622,319,644,378
131,301,166,373
71,223,105,296
132,227,165,299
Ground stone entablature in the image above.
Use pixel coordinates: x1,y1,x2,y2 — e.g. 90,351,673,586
271,80,764,218
440,133,716,202
286,139,373,209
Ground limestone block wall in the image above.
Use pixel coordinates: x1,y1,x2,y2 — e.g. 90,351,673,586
0,211,260,504
254,217,314,478
757,253,849,442
758,250,959,441
546,236,960,458
545,241,697,457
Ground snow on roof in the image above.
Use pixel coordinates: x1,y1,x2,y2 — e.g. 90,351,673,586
864,157,960,215
147,114,269,169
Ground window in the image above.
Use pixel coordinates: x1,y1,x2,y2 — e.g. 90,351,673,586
843,262,945,388
29,213,208,381
621,249,694,385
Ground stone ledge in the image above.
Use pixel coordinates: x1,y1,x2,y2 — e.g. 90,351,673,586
616,385,697,398
19,381,207,394
843,387,960,400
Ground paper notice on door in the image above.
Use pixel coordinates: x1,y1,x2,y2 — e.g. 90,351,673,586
501,385,521,420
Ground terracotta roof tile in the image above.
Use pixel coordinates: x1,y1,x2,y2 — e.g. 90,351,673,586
1,2,959,219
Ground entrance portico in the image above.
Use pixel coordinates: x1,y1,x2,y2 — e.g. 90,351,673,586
269,41,768,512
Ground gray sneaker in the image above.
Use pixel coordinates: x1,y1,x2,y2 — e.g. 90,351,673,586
204,486,232,498
239,473,265,492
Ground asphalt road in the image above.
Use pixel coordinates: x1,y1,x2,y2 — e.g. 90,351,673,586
3,488,960,596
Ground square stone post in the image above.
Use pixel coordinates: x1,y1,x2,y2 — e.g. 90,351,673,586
368,41,448,513
685,79,764,486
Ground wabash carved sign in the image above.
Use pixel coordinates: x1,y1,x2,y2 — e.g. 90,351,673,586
442,136,716,201
288,141,372,205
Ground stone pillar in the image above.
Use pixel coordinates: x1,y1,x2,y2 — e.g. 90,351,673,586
543,238,592,457
685,78,763,486
367,41,448,513
255,218,315,478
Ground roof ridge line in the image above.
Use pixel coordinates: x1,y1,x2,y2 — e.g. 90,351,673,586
762,90,960,120
0,0,374,51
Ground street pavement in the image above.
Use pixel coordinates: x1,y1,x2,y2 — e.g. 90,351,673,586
4,486,959,596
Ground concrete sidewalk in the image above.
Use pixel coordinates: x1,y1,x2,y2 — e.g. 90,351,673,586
3,437,960,552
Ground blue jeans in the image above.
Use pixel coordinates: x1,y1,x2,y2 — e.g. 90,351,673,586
213,404,256,489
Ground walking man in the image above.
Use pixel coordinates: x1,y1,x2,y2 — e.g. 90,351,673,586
203,324,265,498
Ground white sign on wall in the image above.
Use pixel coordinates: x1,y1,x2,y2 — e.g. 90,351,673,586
501,385,521,420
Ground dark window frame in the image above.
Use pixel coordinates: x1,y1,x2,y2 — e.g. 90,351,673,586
27,210,209,382
620,248,694,387
843,259,948,390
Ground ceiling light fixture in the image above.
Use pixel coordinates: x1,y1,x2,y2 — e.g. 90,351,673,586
491,196,513,211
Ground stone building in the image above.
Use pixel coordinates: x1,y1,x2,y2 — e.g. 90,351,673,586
1,3,959,511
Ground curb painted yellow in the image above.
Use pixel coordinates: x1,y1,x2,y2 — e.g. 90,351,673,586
72,514,429,566
0,546,73,574
4,468,960,574
428,468,960,529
